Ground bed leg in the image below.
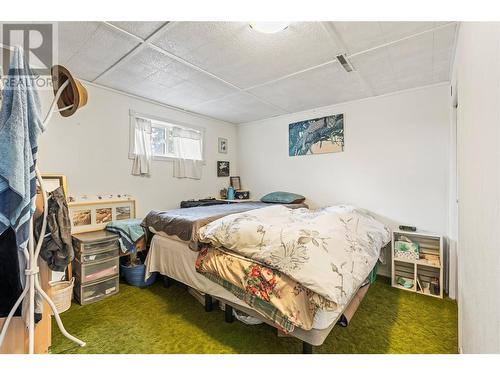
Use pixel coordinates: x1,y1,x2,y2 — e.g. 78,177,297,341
224,304,234,323
302,342,313,354
162,275,172,288
205,294,213,312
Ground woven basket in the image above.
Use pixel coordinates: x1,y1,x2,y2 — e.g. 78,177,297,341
49,278,74,314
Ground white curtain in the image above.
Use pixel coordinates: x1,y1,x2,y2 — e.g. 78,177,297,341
172,126,203,179
131,117,152,176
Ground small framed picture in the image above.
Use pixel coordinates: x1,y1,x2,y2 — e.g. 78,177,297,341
218,137,228,154
230,176,241,190
217,161,230,177
40,174,67,197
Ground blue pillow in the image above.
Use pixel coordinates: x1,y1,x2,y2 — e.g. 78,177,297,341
260,191,305,204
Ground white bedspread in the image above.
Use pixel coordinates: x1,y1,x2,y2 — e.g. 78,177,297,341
199,205,390,307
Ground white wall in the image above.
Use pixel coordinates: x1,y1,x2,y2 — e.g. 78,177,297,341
38,83,238,217
238,84,451,234
452,22,500,354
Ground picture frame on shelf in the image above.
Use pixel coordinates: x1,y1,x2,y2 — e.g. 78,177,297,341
68,199,136,234
230,176,241,190
40,174,67,197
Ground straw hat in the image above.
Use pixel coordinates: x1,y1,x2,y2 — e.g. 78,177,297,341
51,65,88,117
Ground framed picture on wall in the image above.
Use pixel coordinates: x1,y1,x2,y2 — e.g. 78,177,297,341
217,161,230,177
289,113,344,156
218,137,228,154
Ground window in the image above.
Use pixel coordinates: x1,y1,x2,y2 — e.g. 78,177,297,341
129,111,204,162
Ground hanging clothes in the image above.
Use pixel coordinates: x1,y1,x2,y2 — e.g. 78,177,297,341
34,186,74,271
0,47,44,318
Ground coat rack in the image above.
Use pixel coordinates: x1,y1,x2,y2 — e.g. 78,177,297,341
0,75,86,353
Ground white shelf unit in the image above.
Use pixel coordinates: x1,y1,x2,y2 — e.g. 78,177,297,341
391,230,444,298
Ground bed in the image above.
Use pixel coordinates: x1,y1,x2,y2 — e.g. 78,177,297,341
142,203,390,353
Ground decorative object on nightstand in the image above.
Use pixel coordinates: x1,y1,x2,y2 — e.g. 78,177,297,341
227,186,235,200
220,188,228,199
229,176,241,190
72,231,120,305
234,190,250,200
217,161,229,177
391,229,444,298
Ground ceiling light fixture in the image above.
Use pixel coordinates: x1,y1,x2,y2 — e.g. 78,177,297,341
249,22,291,34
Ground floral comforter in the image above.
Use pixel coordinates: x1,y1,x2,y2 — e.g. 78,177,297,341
196,246,336,331
198,205,390,307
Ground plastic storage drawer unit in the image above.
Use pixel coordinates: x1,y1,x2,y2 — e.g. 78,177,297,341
72,231,120,261
73,257,119,284
74,275,119,305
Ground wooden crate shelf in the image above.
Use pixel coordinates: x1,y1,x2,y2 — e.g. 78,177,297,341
391,230,444,298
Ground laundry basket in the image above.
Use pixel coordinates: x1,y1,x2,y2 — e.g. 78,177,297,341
49,277,74,314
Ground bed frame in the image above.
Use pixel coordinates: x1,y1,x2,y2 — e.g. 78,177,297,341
161,274,364,354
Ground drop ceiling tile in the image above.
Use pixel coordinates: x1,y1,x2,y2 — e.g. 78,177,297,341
433,23,457,81
108,21,165,39
191,92,286,124
156,73,238,108
95,47,167,89
58,22,140,81
330,22,385,54
248,62,371,113
385,23,456,90
150,22,340,89
57,22,101,64
96,44,237,108
387,31,434,90
350,47,400,95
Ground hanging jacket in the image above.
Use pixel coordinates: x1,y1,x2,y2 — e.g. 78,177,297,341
34,186,74,271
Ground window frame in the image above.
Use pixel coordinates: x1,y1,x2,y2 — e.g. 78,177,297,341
128,110,206,163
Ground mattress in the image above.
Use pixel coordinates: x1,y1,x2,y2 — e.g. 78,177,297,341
144,234,342,330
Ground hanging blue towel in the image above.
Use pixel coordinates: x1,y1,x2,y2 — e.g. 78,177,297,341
0,46,44,252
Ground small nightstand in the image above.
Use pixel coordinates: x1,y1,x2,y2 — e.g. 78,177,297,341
391,230,444,298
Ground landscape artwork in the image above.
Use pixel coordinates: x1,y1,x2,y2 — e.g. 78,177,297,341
96,208,112,224
72,209,91,227
116,206,131,220
288,114,344,156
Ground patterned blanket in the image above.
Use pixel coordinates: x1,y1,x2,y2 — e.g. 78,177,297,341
196,246,336,331
198,205,390,307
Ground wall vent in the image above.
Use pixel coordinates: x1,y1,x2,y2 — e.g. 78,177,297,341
336,54,355,72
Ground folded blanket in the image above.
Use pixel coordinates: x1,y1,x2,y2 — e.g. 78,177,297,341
198,205,390,308
196,246,336,332
141,202,308,250
106,219,144,253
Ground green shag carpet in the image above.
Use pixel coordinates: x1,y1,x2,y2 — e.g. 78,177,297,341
51,277,457,354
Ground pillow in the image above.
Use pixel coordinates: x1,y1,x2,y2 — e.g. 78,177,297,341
260,191,305,204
